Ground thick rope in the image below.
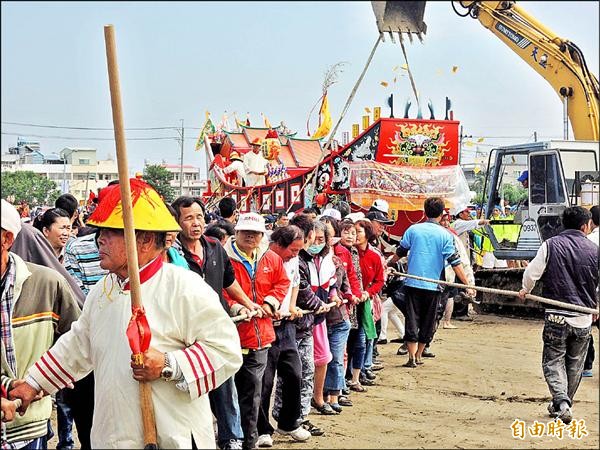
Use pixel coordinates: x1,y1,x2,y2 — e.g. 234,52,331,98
391,270,599,315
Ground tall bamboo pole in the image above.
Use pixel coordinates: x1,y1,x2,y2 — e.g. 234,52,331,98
103,25,158,449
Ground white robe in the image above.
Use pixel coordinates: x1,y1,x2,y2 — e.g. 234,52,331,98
28,262,242,449
243,150,268,186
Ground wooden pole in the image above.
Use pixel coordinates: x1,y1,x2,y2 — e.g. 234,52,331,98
103,25,158,449
391,271,599,315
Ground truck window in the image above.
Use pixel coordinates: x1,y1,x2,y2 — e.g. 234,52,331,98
530,153,566,204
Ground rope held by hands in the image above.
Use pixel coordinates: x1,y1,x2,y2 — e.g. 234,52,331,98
391,271,599,315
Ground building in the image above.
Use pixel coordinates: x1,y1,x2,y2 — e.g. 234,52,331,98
1,144,119,203
158,163,208,197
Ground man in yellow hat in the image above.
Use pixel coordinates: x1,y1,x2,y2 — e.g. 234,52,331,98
9,179,243,449
244,138,268,186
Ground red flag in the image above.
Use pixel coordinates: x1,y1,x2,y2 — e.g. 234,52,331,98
87,190,96,205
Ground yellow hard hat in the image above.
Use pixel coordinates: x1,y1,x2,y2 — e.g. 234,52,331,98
87,179,181,232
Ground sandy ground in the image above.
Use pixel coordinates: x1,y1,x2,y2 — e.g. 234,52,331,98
48,314,598,449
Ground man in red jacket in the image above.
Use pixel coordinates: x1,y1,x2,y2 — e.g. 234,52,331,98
223,213,290,450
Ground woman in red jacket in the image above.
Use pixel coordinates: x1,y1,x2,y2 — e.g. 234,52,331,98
354,219,385,386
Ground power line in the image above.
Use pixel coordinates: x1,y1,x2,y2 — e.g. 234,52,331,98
1,121,176,131
1,132,178,141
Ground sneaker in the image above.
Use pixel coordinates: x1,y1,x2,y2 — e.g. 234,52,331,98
582,369,593,377
422,348,436,358
397,344,408,355
256,435,273,448
277,426,311,442
302,420,324,437
547,401,558,418
557,403,573,424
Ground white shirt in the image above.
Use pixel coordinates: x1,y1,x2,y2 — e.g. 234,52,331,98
223,160,246,185
27,262,243,449
243,151,268,186
280,257,300,313
587,227,599,246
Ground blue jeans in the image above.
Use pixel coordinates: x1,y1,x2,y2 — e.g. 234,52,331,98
363,338,374,371
348,326,367,371
56,390,74,449
209,376,244,448
325,320,351,393
542,315,591,409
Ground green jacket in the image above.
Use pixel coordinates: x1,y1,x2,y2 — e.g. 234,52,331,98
1,253,81,444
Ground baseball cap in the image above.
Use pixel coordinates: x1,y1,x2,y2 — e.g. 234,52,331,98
235,212,267,233
1,199,22,238
371,199,389,214
517,170,528,183
366,209,395,225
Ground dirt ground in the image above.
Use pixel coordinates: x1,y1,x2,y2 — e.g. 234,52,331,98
48,314,598,449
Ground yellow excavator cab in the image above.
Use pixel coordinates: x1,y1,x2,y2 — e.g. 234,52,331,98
371,1,427,36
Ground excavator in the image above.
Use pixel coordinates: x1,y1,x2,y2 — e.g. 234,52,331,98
372,1,599,312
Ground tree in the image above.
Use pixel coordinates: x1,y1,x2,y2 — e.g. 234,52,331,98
143,164,175,202
1,171,61,206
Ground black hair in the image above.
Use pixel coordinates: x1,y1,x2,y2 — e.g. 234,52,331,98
270,225,304,247
319,215,340,237
290,213,315,240
562,206,591,231
218,197,237,219
334,201,351,219
55,194,78,218
33,208,71,232
424,197,445,219
171,196,205,221
303,207,320,216
204,224,228,242
355,219,376,243
590,205,599,227
216,219,235,237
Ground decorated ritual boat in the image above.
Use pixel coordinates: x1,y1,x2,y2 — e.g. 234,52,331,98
202,115,471,239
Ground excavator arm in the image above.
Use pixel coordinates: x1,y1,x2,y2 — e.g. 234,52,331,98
372,1,600,141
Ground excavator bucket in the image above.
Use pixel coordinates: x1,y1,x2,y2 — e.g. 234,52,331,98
371,1,427,37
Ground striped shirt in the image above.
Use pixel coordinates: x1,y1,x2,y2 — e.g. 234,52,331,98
64,233,108,295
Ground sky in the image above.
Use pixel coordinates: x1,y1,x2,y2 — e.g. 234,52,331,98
2,1,599,176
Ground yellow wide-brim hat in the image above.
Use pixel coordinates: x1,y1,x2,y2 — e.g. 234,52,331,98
87,178,181,232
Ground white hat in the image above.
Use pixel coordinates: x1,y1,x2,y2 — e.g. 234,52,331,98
371,199,389,214
320,208,342,221
345,212,365,223
1,199,22,238
450,202,470,216
235,212,267,233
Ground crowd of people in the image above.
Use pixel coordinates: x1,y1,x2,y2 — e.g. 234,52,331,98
1,179,598,449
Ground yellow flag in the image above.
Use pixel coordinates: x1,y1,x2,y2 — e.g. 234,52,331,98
452,66,459,74
365,107,372,114
262,112,272,128
373,107,381,121
380,81,389,87
362,115,370,131
352,124,360,138
477,137,484,143
312,94,332,139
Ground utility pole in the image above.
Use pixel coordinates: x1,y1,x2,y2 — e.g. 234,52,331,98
178,119,184,195
533,131,538,142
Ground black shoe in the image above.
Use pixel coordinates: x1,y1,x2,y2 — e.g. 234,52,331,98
377,339,388,345
302,420,324,437
363,369,377,380
359,375,376,386
311,398,339,415
422,349,436,358
329,402,343,413
402,359,417,368
397,344,408,356
371,362,384,371
341,388,351,396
